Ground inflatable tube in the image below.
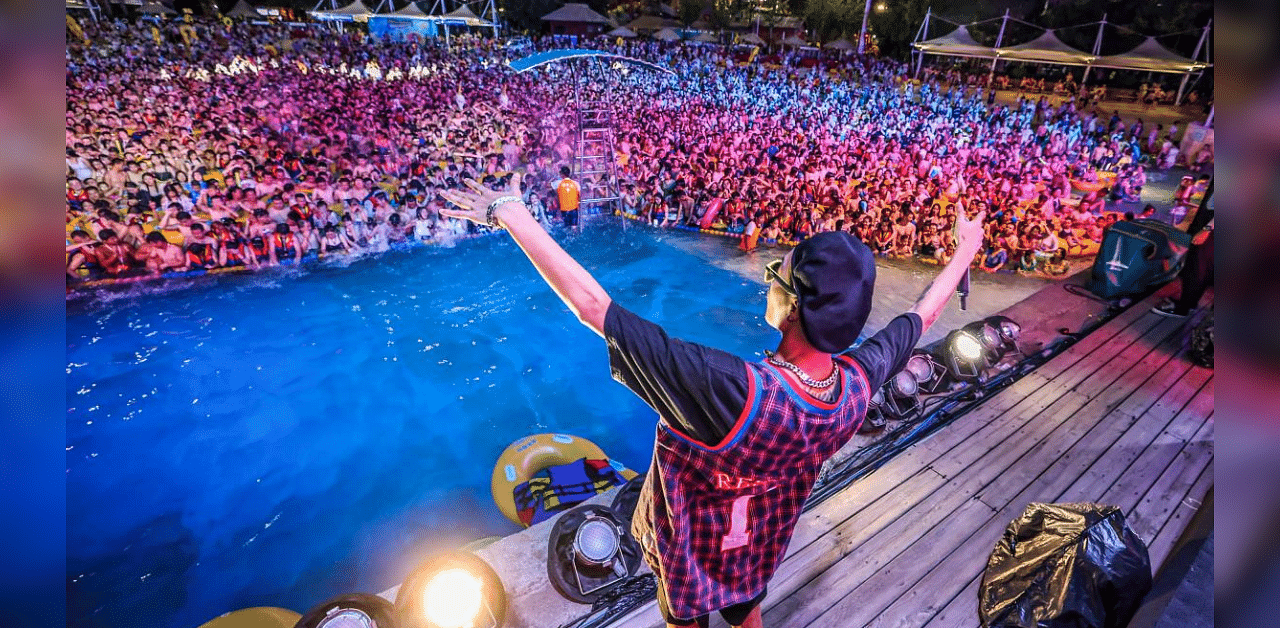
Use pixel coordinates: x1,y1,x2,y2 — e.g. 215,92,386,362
1070,179,1106,194
197,607,301,628
490,433,636,527
698,198,725,229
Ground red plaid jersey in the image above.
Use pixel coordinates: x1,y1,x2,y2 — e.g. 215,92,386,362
630,354,871,620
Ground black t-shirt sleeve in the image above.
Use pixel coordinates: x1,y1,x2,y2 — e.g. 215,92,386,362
846,313,924,391
603,302,750,447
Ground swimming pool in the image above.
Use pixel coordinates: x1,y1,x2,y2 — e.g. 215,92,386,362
66,220,780,628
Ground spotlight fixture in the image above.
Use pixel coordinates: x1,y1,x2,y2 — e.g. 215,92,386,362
879,370,922,422
859,388,888,434
940,328,986,381
964,320,1005,363
960,316,1024,368
547,504,641,604
904,350,948,395
396,552,506,628
983,315,1022,353
295,594,398,628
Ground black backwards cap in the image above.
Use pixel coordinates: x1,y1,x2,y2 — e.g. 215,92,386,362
790,231,876,353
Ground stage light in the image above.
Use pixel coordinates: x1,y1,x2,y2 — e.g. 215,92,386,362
904,351,948,394
859,388,888,434
941,328,986,380
574,515,621,570
547,504,641,603
984,315,1022,352
425,570,483,628
295,594,398,628
878,370,922,422
396,552,506,628
952,330,984,362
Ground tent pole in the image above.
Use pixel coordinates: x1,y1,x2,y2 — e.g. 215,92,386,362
914,8,930,79
987,9,1008,85
857,0,873,54
1081,14,1105,87
1176,19,1211,105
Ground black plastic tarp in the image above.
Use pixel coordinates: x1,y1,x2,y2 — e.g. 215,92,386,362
979,502,1152,628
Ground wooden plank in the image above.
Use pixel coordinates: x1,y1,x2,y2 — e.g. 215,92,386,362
1028,297,1166,381
856,319,1193,628
974,326,1197,507
919,358,1211,628
1146,459,1213,570
767,315,1184,628
1057,373,1213,506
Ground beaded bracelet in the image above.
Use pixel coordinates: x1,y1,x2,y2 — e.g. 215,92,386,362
485,196,523,228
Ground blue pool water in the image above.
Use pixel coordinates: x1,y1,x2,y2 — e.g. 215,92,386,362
66,221,780,628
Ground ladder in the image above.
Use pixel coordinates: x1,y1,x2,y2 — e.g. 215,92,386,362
572,57,619,214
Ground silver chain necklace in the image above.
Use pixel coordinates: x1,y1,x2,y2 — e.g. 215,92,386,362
765,351,839,389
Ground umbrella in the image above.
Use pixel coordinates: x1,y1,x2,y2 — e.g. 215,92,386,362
652,27,680,41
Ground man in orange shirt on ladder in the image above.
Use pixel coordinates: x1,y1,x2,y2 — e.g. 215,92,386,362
554,166,581,232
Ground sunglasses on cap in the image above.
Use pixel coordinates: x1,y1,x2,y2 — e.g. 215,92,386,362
764,259,797,297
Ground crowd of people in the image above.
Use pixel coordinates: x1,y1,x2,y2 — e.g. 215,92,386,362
65,15,1212,286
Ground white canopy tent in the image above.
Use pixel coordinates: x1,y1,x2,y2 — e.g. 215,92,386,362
652,27,680,41
386,1,431,18
1091,36,1205,73
139,2,177,14
223,0,260,18
998,31,1093,66
913,26,993,59
911,9,1211,104
310,0,372,22
442,4,491,27
606,26,637,38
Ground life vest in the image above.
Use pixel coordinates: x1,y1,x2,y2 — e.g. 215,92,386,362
273,233,297,259
249,237,270,261
186,243,217,268
557,178,580,212
219,233,246,263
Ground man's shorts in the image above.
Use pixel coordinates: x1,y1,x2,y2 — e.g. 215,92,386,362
655,579,766,628
562,208,579,227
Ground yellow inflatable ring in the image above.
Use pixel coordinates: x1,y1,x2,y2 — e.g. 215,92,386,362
490,433,637,527
196,607,301,628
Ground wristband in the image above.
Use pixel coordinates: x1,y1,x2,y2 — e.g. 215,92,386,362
485,196,522,228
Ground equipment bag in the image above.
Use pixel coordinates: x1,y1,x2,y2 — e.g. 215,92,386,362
1087,219,1191,299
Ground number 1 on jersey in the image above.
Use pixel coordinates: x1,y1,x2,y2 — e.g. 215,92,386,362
720,494,754,552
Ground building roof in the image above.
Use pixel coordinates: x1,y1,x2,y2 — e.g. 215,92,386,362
541,2,611,24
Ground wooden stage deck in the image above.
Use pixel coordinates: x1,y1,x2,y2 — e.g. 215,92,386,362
614,293,1214,628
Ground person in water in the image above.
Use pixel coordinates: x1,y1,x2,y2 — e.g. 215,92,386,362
440,173,985,628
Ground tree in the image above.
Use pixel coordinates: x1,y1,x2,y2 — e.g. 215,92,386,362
868,0,944,60
497,0,561,33
678,0,705,27
803,0,858,42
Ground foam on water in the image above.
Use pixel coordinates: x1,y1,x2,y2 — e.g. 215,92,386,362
66,220,776,628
